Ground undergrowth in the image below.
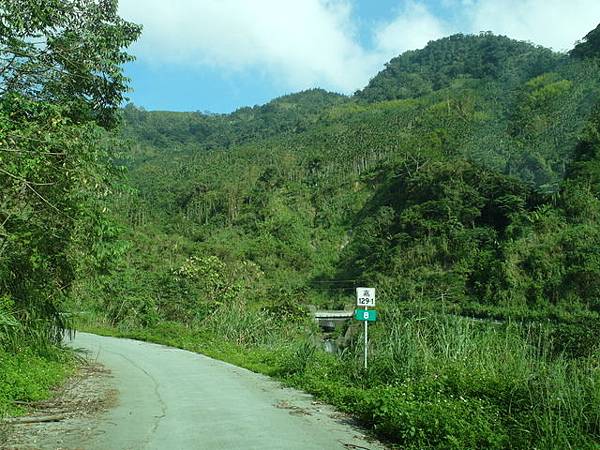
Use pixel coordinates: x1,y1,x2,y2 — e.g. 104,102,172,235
77,302,600,450
0,347,73,419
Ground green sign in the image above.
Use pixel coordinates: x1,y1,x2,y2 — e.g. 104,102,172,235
355,309,377,322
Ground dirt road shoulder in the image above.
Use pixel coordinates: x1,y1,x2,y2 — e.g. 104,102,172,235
1,362,116,450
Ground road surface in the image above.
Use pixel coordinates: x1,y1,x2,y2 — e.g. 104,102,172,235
60,332,384,450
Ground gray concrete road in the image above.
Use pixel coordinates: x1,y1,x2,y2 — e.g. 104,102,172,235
64,332,384,450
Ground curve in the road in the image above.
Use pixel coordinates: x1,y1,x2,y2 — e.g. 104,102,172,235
65,332,384,450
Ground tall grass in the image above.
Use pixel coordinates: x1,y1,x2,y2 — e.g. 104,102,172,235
312,312,600,449
163,301,600,447
80,297,599,449
0,297,74,423
200,298,284,346
1,292,73,358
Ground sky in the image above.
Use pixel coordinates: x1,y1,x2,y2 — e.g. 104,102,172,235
118,0,600,113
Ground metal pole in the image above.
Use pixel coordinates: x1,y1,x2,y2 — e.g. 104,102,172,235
364,307,368,370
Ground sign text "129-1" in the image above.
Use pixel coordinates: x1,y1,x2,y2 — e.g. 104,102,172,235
356,287,375,307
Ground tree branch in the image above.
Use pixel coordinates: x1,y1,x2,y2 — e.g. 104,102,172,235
0,167,56,186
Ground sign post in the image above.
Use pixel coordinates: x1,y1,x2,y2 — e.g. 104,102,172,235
355,287,376,370
364,313,368,370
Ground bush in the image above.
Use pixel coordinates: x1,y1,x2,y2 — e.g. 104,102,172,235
358,384,507,449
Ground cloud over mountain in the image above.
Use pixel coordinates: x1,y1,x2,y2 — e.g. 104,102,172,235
119,0,600,94
119,0,376,93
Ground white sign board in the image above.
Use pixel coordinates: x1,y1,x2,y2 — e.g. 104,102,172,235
356,287,376,307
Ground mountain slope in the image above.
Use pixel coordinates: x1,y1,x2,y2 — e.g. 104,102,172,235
105,31,600,322
356,33,562,102
122,88,347,155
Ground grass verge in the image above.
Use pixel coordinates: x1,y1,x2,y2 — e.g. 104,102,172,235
0,348,74,416
77,312,600,450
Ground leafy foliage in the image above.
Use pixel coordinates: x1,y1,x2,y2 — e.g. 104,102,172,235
356,33,561,102
571,22,600,60
0,1,139,351
0,0,141,127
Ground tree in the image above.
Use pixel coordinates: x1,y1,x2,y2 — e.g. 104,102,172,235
570,23,600,60
0,0,140,348
0,0,141,128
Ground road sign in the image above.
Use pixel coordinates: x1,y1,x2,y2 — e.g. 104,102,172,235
356,287,375,307
355,309,377,322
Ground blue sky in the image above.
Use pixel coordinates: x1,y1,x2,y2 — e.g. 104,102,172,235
118,0,600,113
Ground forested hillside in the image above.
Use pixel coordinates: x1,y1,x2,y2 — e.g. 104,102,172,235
87,32,600,322
121,88,347,154
356,33,561,102
69,30,600,448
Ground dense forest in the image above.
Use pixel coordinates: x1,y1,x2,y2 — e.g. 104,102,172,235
96,30,600,324
2,2,600,447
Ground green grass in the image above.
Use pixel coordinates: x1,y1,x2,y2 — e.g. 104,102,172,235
313,315,600,449
77,307,600,450
0,347,73,418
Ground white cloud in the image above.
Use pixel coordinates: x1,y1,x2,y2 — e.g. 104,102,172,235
469,0,600,51
119,0,600,95
373,1,452,60
118,0,378,93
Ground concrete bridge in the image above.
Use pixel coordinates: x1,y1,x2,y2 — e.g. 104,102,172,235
313,310,353,332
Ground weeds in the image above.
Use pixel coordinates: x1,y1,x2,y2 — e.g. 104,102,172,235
0,347,73,419
80,301,600,449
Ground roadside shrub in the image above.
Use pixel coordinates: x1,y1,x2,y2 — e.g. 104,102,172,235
357,384,507,449
549,318,600,357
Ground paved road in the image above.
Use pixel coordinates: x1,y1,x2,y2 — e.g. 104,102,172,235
64,333,384,450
